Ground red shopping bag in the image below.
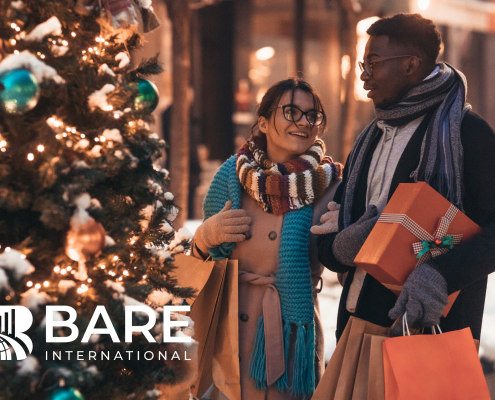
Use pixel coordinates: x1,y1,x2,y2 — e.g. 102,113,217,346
383,326,490,400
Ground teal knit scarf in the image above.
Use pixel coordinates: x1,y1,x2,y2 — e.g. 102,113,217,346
203,155,316,396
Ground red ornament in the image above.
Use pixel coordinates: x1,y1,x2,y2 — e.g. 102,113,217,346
434,238,442,245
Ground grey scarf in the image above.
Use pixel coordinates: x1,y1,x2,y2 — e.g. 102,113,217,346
341,63,471,229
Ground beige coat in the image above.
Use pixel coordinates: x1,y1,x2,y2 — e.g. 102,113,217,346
192,179,340,400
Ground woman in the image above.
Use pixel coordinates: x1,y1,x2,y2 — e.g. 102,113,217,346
192,78,342,399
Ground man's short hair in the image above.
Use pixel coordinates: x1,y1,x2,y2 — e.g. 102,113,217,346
367,13,441,67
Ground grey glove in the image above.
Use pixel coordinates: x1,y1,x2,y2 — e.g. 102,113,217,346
389,262,449,336
332,205,379,266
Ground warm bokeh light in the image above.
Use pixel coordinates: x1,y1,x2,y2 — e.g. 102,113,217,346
418,0,430,11
255,46,275,61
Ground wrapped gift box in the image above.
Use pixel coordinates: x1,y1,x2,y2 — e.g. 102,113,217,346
354,182,480,317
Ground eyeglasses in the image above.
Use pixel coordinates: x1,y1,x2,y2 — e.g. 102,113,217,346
358,55,422,77
277,104,324,126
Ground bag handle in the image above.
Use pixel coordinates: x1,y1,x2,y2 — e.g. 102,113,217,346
402,312,442,336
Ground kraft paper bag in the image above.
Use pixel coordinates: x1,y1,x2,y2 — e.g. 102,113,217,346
312,317,391,400
188,257,229,397
367,335,388,400
351,333,388,400
383,328,491,400
212,260,241,400
172,253,216,305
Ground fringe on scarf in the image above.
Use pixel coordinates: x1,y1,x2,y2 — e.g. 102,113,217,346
249,317,316,396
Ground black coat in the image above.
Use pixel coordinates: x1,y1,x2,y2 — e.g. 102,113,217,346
317,111,495,341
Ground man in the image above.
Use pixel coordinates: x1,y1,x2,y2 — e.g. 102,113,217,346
316,13,495,340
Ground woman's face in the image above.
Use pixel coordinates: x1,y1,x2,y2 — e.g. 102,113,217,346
259,89,320,164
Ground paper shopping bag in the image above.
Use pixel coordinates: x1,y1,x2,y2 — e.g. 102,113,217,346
172,253,216,305
351,333,388,400
312,317,391,400
212,260,241,400
383,328,491,400
173,254,229,397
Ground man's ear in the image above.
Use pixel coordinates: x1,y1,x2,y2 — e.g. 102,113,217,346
406,56,421,76
258,116,268,133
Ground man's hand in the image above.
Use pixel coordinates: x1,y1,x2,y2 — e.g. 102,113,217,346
311,201,340,235
331,205,379,266
389,263,449,336
195,201,252,252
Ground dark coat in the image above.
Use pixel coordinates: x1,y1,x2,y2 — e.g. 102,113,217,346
317,111,495,341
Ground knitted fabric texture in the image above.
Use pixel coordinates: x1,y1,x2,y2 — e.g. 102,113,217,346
237,135,342,215
341,63,471,229
203,154,318,396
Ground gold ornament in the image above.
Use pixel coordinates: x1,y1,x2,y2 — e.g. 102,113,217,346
66,219,106,280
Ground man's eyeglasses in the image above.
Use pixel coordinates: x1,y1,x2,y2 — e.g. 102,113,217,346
278,104,324,126
358,55,422,77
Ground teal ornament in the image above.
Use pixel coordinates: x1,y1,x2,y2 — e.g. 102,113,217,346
46,388,84,400
133,78,159,112
0,69,40,115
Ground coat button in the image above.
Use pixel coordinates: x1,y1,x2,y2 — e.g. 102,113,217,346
240,313,249,322
245,231,252,240
268,231,277,240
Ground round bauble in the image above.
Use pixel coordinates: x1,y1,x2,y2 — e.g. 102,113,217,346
46,387,85,400
133,78,159,112
0,69,40,115
65,219,106,263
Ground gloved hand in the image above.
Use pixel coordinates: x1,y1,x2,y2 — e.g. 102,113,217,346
331,205,379,266
194,200,252,252
311,201,341,235
389,262,449,336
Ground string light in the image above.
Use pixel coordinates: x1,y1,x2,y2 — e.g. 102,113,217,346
10,39,16,45
71,32,76,37
37,145,44,152
123,270,129,276
27,153,34,161
43,281,49,287
61,268,67,275
81,134,85,138
13,50,19,55
5,247,10,252
87,278,92,283
62,40,68,46
20,254,26,259
113,256,118,261
114,113,120,119
35,283,41,289
82,56,87,61
40,54,45,59
26,281,33,287
100,264,106,269
54,266,60,272
67,266,72,271
142,275,147,279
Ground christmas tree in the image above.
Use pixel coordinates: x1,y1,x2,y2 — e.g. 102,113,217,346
0,1,197,399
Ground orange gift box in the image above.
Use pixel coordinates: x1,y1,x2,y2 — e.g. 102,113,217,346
354,182,480,317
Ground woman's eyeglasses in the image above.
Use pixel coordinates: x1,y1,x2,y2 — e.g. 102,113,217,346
278,104,324,126
358,55,422,77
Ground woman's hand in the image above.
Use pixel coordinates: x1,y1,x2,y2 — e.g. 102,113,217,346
310,201,340,235
195,200,252,251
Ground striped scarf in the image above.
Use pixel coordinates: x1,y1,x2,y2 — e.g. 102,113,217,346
341,63,471,229
237,135,342,214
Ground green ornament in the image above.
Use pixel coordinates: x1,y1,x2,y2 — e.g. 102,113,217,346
133,78,159,112
0,69,40,115
46,387,85,400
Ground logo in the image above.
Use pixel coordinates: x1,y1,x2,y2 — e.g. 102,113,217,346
0,306,33,360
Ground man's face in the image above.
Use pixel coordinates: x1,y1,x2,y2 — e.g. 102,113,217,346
361,35,413,109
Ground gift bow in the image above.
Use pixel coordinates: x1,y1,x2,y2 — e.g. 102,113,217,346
378,204,463,266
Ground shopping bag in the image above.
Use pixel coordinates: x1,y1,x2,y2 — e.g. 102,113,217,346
352,333,388,400
172,254,229,397
383,326,491,400
312,317,391,400
212,259,241,400
172,253,216,305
